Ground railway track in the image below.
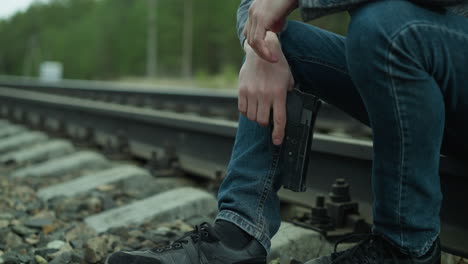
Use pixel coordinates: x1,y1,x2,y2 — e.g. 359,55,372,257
0,79,466,263
0,76,372,139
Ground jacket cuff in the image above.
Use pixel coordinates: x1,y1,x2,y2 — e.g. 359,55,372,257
298,0,467,21
240,35,247,50
298,0,368,21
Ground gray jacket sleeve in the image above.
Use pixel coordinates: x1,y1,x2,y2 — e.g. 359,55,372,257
299,0,468,21
237,0,253,48
237,0,467,47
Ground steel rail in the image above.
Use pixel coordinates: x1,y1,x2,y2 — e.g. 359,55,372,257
0,76,369,136
0,86,466,256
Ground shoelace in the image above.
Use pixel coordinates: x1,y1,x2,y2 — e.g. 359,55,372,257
331,233,399,264
151,222,215,262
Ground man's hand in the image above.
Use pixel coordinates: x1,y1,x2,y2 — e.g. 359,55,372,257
243,0,298,63
238,32,294,146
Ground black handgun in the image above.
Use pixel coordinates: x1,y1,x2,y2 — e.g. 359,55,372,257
275,87,321,192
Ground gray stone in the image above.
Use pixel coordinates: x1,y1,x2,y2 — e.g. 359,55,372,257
0,131,47,155
84,236,119,263
38,165,149,200
24,217,54,229
49,251,71,264
269,222,333,263
0,140,74,165
25,235,40,245
3,232,23,249
11,151,109,178
65,224,96,243
0,220,8,229
47,240,66,250
70,239,84,249
34,255,48,264
84,197,102,212
2,253,31,264
46,230,66,243
11,225,36,236
34,248,59,258
70,251,86,263
153,227,171,236
85,187,217,233
0,213,14,220
48,242,73,259
442,252,468,264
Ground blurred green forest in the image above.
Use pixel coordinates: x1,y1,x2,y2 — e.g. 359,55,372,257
0,0,349,81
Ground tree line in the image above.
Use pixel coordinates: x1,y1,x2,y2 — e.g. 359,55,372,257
0,0,349,81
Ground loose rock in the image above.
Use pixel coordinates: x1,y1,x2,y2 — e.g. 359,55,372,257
25,235,40,245
2,252,31,264
47,240,66,250
84,236,109,263
0,221,8,229
34,248,59,258
25,217,54,229
35,255,48,264
65,224,96,244
49,251,71,264
0,214,13,220
3,232,23,249
12,225,36,236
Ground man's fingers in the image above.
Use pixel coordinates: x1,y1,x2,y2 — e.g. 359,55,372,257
256,98,271,127
249,21,277,63
248,16,271,62
238,89,247,115
250,39,277,63
256,30,277,63
246,92,258,121
272,97,286,145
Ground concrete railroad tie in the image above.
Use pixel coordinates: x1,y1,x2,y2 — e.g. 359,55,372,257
0,139,74,165
0,124,25,138
85,187,217,233
0,119,11,127
38,165,150,201
11,151,109,178
0,131,48,154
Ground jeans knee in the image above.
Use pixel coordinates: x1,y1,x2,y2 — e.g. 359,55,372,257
280,20,339,60
279,20,308,59
346,0,424,87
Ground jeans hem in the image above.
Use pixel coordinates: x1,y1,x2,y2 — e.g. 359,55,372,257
216,210,271,253
408,233,439,257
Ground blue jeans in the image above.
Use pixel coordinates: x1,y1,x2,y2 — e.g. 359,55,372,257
217,0,468,257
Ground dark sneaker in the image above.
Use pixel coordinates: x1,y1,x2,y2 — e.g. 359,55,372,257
305,234,440,264
105,222,267,264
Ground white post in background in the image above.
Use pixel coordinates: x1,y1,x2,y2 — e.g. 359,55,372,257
39,61,63,82
181,0,193,79
147,0,158,78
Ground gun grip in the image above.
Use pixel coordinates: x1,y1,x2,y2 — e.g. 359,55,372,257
273,87,321,192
